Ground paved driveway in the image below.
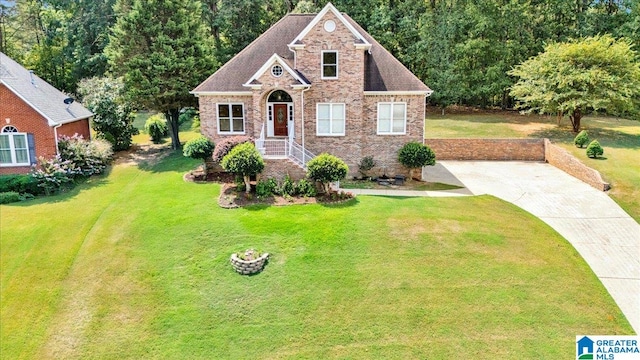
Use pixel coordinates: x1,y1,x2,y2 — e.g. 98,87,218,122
424,161,640,334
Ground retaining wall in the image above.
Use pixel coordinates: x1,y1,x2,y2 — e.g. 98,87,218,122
544,139,610,191
424,138,610,191
424,138,546,161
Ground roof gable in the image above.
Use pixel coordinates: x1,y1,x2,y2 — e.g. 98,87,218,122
192,5,431,94
243,54,311,89
0,52,93,126
288,2,371,49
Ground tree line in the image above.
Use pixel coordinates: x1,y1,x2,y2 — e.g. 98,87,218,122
1,0,638,117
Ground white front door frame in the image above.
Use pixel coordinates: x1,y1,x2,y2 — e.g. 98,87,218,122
266,102,294,138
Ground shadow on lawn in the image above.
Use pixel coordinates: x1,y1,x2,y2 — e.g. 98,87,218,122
3,171,111,207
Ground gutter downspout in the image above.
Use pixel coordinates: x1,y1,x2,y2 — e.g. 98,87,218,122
53,124,62,155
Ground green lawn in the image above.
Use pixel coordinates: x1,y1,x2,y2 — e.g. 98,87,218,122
1,153,632,359
425,112,640,221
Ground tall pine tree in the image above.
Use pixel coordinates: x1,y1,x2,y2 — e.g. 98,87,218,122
107,0,216,149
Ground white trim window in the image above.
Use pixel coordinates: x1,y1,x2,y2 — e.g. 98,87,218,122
377,102,407,135
0,126,30,166
316,103,345,136
217,104,245,134
321,51,338,79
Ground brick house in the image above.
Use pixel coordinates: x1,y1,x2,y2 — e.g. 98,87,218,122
192,3,432,180
0,52,92,174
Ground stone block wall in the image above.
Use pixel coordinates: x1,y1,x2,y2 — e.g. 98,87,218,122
424,138,546,161
544,139,610,191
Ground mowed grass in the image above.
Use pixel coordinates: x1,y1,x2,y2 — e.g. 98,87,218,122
425,112,640,221
1,153,632,359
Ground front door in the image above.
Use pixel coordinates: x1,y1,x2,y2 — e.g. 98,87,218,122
273,104,288,136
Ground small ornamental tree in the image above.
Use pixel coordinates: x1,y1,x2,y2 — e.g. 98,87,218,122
306,153,349,194
398,142,436,181
586,140,604,158
358,156,376,179
220,142,264,193
183,136,215,172
574,130,590,148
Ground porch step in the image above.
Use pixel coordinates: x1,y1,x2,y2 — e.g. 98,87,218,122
262,158,308,181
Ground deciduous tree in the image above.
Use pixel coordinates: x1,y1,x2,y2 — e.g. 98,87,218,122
510,35,640,132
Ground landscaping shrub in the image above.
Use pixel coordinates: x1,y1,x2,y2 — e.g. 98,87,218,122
183,136,215,172
255,178,278,198
221,142,264,193
30,156,78,195
179,108,198,126
144,114,168,144
0,174,41,195
306,153,348,193
574,130,590,148
295,178,317,197
586,140,604,158
358,156,376,178
0,191,21,204
398,142,436,180
58,135,113,177
212,136,253,163
279,175,296,196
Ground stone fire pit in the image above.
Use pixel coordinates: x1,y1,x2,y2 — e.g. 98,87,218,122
230,249,269,275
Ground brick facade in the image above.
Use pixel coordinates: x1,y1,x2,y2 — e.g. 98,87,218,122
0,84,91,175
197,10,426,179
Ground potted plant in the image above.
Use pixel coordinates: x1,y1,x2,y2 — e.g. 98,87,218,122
230,249,270,275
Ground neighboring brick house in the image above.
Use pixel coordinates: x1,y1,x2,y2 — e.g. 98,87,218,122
192,3,432,179
0,52,92,174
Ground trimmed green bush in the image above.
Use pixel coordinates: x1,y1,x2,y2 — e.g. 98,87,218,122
221,142,264,194
0,191,21,204
183,136,215,172
256,178,278,198
279,175,296,196
306,153,348,194
586,140,604,158
0,174,41,195
574,130,590,148
212,136,253,163
295,178,317,197
398,142,436,180
144,114,168,144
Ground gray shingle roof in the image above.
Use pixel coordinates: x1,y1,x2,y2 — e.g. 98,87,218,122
1,52,93,125
193,12,431,94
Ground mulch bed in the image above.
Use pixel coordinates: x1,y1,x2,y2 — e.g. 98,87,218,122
183,169,356,209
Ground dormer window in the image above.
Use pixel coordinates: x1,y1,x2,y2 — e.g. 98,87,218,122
321,51,338,79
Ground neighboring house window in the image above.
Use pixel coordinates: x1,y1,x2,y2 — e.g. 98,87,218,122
321,51,338,79
316,103,345,136
217,104,245,134
0,126,30,166
377,102,407,135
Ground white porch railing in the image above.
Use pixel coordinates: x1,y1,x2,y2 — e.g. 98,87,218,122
256,123,316,169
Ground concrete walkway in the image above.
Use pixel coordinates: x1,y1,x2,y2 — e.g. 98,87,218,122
343,161,640,333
